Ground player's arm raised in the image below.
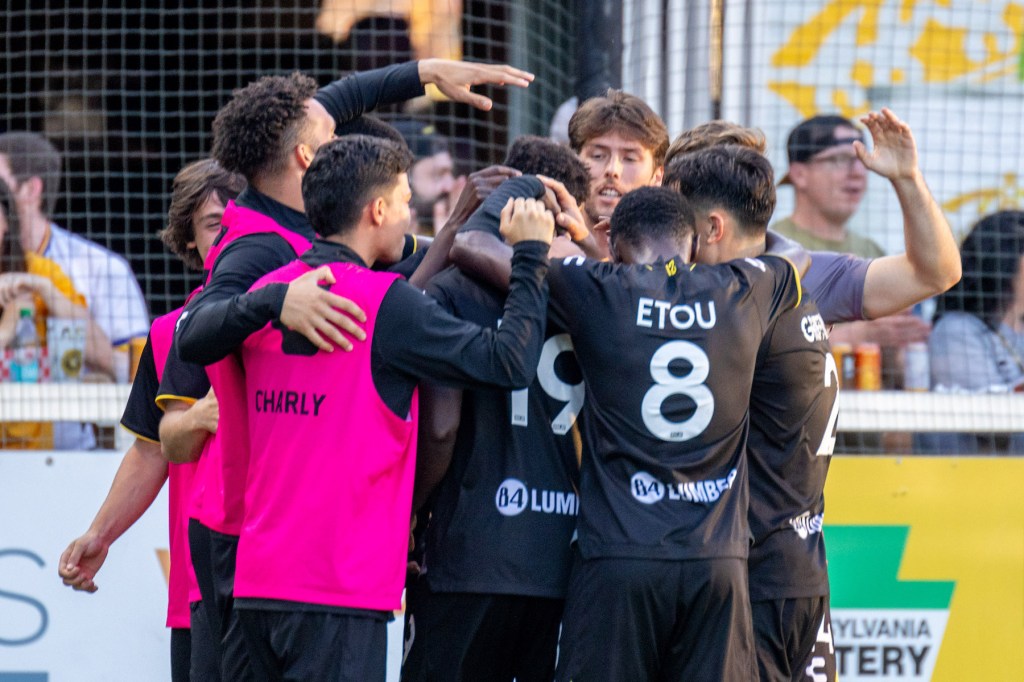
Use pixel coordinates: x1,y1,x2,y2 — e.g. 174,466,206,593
856,108,961,318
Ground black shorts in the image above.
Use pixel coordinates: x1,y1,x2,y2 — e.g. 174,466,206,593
752,596,836,682
555,554,755,682
187,519,250,680
237,607,387,682
401,577,563,682
170,627,190,682
189,601,221,681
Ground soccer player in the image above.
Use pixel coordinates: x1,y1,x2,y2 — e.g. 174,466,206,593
156,58,532,679
402,135,591,682
541,185,801,681
568,89,669,257
664,109,959,681
57,159,242,681
232,135,554,681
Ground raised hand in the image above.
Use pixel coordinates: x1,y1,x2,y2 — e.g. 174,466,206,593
418,59,534,111
855,108,919,182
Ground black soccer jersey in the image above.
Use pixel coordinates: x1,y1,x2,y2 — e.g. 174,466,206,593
423,266,582,598
746,297,836,601
120,334,162,442
546,254,800,561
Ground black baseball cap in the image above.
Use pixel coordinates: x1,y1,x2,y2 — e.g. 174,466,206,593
779,115,863,184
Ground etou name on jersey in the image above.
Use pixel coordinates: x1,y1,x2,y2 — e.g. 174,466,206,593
636,297,717,331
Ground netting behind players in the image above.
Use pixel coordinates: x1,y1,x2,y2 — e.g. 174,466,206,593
2,0,1023,453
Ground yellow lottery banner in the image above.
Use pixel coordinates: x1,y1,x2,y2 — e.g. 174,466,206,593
824,457,1024,681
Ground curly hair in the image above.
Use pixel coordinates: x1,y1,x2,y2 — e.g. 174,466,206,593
568,90,669,166
610,186,696,252
503,135,591,206
159,159,245,271
665,121,767,167
211,72,318,182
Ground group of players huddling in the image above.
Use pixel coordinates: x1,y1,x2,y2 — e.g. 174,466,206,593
59,56,960,682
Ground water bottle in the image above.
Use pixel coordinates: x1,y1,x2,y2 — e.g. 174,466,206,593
11,307,41,382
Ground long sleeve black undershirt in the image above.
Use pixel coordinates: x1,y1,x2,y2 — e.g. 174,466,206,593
175,61,425,367
300,239,550,418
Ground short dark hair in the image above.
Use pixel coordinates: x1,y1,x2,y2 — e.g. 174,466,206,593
503,135,591,205
211,72,319,182
0,181,27,274
568,90,669,166
934,210,1024,329
663,145,776,236
610,186,696,251
302,135,413,238
160,159,246,271
0,132,63,216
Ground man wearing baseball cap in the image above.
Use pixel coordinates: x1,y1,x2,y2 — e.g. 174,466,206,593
772,113,933,450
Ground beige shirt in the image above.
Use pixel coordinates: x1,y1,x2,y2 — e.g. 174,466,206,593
771,216,886,259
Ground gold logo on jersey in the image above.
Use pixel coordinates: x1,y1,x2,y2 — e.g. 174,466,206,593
665,259,677,276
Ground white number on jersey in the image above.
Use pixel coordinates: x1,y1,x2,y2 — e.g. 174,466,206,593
641,340,714,442
815,352,840,456
511,334,585,434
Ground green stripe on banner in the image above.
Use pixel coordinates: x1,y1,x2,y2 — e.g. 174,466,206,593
826,525,955,609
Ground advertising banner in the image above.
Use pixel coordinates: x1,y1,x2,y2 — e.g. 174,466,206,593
825,457,1024,681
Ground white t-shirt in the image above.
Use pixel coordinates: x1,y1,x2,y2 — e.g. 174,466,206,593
42,224,150,449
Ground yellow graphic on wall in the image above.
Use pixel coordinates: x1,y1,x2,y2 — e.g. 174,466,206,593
824,457,1024,680
768,1,1024,118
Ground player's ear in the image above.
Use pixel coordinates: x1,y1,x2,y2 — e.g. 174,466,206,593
368,196,386,227
295,143,315,171
705,212,726,245
650,165,665,186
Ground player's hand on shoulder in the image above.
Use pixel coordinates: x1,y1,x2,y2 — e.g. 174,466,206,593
281,266,368,353
500,197,555,245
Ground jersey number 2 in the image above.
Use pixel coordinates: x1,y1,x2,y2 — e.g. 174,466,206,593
816,352,840,456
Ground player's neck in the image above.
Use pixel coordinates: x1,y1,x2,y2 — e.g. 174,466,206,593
254,173,305,214
325,229,377,268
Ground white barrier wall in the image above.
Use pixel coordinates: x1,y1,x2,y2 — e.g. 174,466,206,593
0,452,169,681
0,450,406,682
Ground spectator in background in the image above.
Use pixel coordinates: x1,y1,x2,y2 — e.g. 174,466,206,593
393,119,464,236
773,114,931,452
773,115,931,354
0,180,113,448
0,132,150,448
921,210,1024,455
